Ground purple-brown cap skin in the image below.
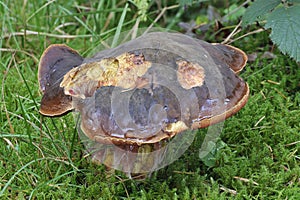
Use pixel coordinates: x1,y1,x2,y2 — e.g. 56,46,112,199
38,44,83,116
39,32,249,145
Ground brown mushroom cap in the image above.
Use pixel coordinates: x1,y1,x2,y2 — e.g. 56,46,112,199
52,32,249,145
38,44,83,116
38,32,248,145
211,43,248,74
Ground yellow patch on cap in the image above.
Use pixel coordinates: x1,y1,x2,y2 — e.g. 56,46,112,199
60,52,152,98
163,121,188,134
176,60,205,89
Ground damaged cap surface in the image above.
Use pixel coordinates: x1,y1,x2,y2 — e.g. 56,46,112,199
39,32,249,145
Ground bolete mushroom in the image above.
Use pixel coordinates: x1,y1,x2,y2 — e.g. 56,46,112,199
38,32,248,176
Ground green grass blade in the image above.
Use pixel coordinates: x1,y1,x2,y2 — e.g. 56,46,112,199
111,3,129,48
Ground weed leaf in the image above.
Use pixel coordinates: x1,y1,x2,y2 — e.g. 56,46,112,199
265,5,300,62
242,0,281,26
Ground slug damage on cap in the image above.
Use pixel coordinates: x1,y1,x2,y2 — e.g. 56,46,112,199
60,52,152,99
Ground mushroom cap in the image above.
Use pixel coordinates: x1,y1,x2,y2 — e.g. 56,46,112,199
38,44,83,116
39,32,248,145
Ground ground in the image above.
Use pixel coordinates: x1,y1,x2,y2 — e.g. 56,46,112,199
0,1,299,199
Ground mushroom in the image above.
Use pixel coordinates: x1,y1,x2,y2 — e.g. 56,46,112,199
38,32,248,176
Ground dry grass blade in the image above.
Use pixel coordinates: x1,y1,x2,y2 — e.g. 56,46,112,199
2,30,95,40
254,116,265,127
222,20,242,44
234,176,259,186
0,48,38,64
226,28,265,44
285,141,300,146
144,4,180,34
220,186,237,195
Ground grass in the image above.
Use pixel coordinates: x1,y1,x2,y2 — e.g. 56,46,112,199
1,0,299,199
